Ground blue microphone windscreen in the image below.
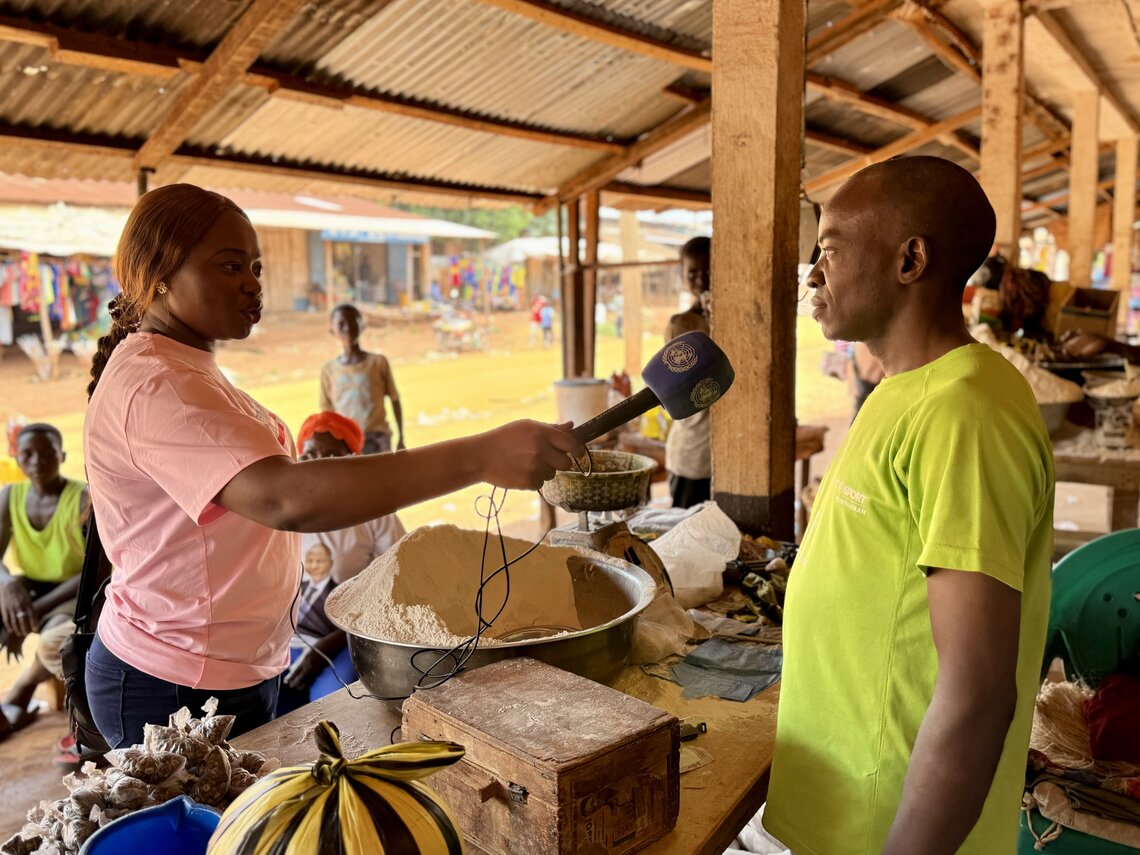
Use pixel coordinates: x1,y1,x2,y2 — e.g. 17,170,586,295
644,330,735,419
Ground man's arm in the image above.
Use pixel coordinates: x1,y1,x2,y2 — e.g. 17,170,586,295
391,399,405,450
29,575,81,618
882,569,1021,855
0,485,37,638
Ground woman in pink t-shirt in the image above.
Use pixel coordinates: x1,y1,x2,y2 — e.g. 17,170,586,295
83,185,582,748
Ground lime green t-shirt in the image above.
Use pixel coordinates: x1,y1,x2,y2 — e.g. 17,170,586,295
765,343,1054,855
6,478,86,583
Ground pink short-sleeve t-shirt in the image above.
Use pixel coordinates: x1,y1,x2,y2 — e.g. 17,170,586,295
84,332,300,689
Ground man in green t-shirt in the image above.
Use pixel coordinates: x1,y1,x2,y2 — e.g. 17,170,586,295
762,157,1054,854
0,423,88,741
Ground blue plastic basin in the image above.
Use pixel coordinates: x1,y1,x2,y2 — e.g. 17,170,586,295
78,796,221,855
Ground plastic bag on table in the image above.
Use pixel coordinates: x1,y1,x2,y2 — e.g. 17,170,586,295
648,502,740,608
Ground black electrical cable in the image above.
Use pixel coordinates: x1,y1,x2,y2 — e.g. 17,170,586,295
284,447,594,712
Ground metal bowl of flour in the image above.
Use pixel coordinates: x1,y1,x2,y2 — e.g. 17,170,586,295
330,552,656,699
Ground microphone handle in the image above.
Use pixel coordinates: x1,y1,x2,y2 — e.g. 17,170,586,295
570,387,662,444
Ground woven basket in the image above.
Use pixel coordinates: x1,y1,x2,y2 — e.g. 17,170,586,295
541,450,657,512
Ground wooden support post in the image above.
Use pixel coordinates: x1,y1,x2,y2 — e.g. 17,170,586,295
1069,91,1102,288
978,0,1025,259
323,241,336,306
420,241,432,302
136,167,152,197
583,190,600,378
1111,135,1138,328
562,199,587,378
710,0,802,539
620,211,643,379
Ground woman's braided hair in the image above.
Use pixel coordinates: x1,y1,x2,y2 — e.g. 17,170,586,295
87,184,249,399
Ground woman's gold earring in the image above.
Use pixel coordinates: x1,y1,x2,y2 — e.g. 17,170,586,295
156,282,168,295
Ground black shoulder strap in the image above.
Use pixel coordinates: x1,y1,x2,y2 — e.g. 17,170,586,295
74,510,111,634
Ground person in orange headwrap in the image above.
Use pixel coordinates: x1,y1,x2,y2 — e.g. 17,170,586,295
296,411,365,458
277,412,406,714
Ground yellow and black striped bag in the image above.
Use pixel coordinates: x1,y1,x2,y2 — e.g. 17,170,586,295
208,721,465,854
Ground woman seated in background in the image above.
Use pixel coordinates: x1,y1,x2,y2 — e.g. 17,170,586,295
276,412,406,715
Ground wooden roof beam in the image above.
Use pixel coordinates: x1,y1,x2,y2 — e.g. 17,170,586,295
171,149,545,205
250,68,626,152
1021,177,1116,215
602,181,710,207
806,128,874,156
1032,10,1140,133
134,0,306,170
0,124,544,205
804,106,981,193
662,82,709,105
1023,138,1071,160
896,1,1071,141
0,18,624,153
473,0,711,72
807,72,927,130
535,100,712,214
807,71,979,159
1021,141,1112,181
0,15,183,77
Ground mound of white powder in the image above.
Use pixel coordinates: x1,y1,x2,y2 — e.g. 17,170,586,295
325,525,582,647
1087,378,1140,400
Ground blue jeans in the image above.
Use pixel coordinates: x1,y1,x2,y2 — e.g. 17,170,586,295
85,634,279,749
275,645,357,716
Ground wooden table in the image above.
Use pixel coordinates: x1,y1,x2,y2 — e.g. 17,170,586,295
234,672,780,855
1052,426,1140,555
613,423,828,538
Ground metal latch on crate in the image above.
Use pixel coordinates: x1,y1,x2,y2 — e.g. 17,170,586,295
507,783,529,804
680,719,707,741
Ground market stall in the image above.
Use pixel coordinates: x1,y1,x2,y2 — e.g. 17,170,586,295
0,201,122,380
232,667,780,855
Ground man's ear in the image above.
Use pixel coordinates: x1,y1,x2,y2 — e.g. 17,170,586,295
898,236,930,284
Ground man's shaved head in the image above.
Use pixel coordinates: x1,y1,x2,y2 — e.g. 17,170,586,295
829,156,996,288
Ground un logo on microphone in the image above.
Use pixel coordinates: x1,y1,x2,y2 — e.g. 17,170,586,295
662,341,697,373
690,377,722,408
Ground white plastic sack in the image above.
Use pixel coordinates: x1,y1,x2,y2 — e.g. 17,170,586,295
631,593,695,665
648,502,740,608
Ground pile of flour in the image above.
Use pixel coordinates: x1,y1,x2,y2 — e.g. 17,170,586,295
325,525,582,647
1087,378,1140,400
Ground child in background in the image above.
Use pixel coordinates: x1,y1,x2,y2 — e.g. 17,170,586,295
277,412,406,714
539,301,555,348
664,237,713,508
0,423,88,740
528,295,547,349
320,304,405,454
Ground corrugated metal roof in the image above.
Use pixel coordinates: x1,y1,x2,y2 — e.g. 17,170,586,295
172,163,520,208
261,0,399,73
0,42,190,137
807,0,857,36
897,73,978,122
805,99,905,149
1,0,249,49
1,0,1124,212
556,0,710,46
213,96,602,192
314,0,685,138
811,20,931,91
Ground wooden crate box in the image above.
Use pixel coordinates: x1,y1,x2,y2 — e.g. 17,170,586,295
402,658,680,855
